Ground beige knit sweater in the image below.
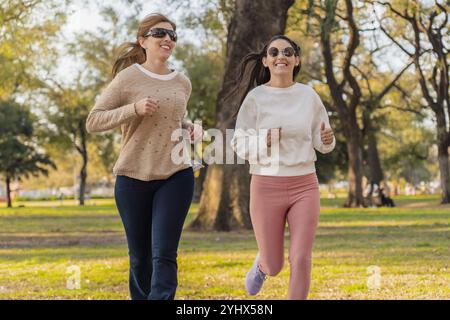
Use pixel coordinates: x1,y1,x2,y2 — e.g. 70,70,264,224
86,63,193,181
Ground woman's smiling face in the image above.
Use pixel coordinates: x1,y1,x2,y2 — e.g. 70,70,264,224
139,22,176,61
262,39,300,78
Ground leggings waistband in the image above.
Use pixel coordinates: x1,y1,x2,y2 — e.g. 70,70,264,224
251,172,318,184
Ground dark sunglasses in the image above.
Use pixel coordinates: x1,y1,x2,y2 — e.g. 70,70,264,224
144,28,177,42
267,46,296,58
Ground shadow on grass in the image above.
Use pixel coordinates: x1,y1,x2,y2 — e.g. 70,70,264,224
1,222,448,264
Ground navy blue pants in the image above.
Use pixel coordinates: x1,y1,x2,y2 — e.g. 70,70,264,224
114,167,194,300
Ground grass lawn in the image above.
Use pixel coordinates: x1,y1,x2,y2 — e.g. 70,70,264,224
0,195,449,299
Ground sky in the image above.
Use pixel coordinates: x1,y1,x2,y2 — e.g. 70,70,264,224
62,0,206,49
59,0,425,76
64,0,163,34
56,0,205,81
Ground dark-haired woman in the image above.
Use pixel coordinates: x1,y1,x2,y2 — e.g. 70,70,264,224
86,13,201,300
230,35,336,299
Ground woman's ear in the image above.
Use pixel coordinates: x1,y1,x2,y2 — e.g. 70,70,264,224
295,56,300,67
262,56,267,68
137,37,145,49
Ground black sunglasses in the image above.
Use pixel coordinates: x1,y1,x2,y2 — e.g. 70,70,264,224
267,46,296,58
144,28,177,42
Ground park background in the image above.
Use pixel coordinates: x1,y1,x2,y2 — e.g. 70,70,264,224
0,0,449,299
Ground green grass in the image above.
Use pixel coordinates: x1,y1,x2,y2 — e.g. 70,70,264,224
0,195,449,299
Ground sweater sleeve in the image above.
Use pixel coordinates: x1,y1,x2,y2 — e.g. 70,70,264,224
181,110,193,131
181,76,192,129
230,93,269,162
312,91,336,154
86,74,137,133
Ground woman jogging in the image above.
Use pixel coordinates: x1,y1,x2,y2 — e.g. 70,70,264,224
230,35,336,299
86,13,199,300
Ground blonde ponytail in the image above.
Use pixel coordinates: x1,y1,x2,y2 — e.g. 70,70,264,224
112,42,146,78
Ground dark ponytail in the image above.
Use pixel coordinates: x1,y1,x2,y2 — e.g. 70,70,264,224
227,35,301,119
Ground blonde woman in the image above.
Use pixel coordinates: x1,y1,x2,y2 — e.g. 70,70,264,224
86,13,198,300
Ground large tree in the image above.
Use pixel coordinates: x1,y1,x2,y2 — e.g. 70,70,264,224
43,79,93,205
173,0,232,202
359,61,415,197
0,100,55,207
174,43,224,202
295,0,366,207
0,0,66,205
291,0,421,206
191,0,295,230
376,0,449,203
289,1,414,201
38,3,142,204
0,0,66,100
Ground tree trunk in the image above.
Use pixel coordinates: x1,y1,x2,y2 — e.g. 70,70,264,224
362,108,384,204
437,142,449,204
438,143,450,204
366,125,383,187
344,121,365,207
193,165,207,203
436,112,450,204
191,0,295,230
78,121,88,206
74,119,89,206
79,158,87,206
5,176,12,208
192,164,252,230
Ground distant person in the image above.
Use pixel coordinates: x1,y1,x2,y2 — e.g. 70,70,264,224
380,188,395,207
230,35,336,299
371,183,382,207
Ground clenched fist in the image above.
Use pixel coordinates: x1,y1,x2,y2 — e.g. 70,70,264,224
184,122,204,142
320,122,334,145
134,96,159,116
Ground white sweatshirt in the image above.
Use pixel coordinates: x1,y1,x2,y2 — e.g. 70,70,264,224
230,83,335,176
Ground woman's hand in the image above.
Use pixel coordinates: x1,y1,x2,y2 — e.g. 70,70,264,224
185,122,204,142
320,122,334,145
267,127,281,147
134,97,159,116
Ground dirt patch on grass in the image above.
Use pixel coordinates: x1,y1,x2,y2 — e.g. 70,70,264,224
399,201,450,209
0,231,125,249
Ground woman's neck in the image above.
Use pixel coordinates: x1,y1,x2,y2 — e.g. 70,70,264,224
140,60,172,75
265,76,295,88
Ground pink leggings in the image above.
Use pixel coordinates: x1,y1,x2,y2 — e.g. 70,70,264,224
250,172,320,300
